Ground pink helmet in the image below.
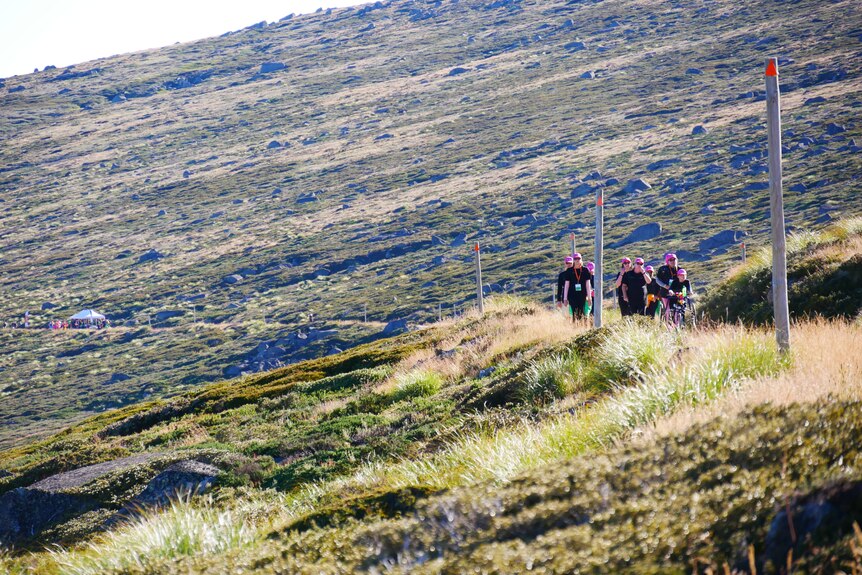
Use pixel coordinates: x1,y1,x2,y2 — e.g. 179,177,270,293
677,268,687,276
665,253,678,263
644,265,654,273
564,256,574,264
634,257,644,265
585,261,595,273
621,257,631,264
572,252,582,260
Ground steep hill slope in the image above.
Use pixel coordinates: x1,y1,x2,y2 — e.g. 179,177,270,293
2,0,861,446
1,298,861,573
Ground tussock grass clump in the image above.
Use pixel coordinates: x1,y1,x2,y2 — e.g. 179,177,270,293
519,351,584,405
390,369,444,402
47,494,272,575
585,319,676,389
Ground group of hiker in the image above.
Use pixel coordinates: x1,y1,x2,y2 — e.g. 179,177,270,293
556,252,693,322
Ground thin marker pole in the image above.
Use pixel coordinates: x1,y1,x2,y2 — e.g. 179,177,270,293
594,187,604,328
438,303,442,322
765,57,790,353
474,243,485,314
363,303,367,323
570,232,576,258
741,242,747,263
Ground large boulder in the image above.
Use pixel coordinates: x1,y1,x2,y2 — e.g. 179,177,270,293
609,222,662,247
0,488,96,545
130,460,220,508
699,230,746,252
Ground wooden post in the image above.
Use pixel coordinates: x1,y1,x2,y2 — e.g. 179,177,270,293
765,57,790,353
570,232,576,258
474,243,485,315
594,187,604,328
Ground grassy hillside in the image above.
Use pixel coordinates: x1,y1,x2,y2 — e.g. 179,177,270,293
2,0,862,446
2,296,861,573
700,216,862,323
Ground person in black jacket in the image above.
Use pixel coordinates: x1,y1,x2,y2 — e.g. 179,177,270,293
557,253,592,321
614,257,633,316
621,257,651,315
655,253,680,321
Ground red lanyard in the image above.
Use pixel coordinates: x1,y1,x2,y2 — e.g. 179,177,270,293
574,268,582,282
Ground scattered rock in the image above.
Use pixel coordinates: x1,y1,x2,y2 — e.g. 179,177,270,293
153,310,183,322
296,191,318,204
564,41,587,51
41,302,57,311
104,373,131,385
267,140,283,149
448,67,470,76
571,182,595,198
646,158,680,172
382,319,408,335
223,365,242,378
699,229,746,251
742,182,770,192
580,71,596,79
137,249,164,264
450,233,467,247
609,222,662,247
157,209,167,216
623,178,652,193
825,123,846,135
223,274,244,285
686,68,703,75
692,125,708,135
130,460,220,508
259,62,286,74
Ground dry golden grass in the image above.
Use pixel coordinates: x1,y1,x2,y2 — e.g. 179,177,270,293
644,319,862,440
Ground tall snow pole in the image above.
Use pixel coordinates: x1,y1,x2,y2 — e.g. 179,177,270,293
570,232,576,258
474,242,485,315
765,57,790,353
594,187,604,328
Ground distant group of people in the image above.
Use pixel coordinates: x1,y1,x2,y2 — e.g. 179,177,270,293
48,319,109,330
556,252,693,322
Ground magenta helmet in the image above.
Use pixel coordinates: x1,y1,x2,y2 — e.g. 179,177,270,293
665,253,678,263
572,252,582,260
634,257,644,265
585,261,595,273
564,256,574,264
677,268,687,276
621,257,631,264
644,265,654,273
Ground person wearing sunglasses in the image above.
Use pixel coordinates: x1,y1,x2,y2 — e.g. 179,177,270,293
621,257,652,315
556,253,592,321
614,257,633,316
